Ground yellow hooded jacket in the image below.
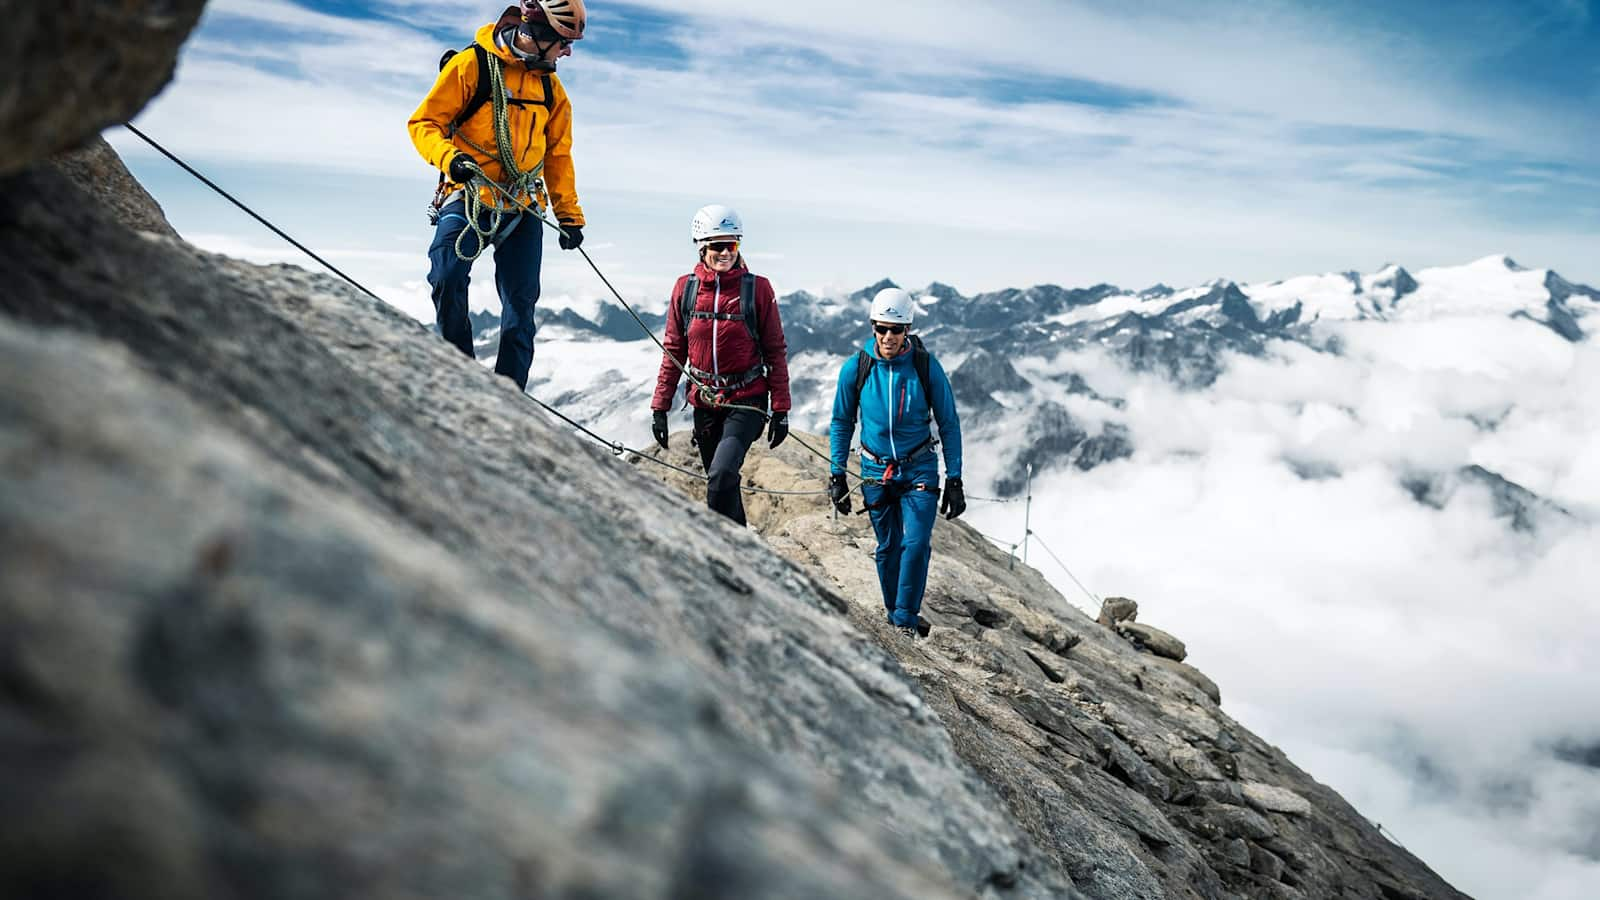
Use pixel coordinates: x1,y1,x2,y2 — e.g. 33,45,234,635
408,22,584,226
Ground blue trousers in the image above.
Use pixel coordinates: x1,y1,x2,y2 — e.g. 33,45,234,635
862,463,940,628
427,197,543,390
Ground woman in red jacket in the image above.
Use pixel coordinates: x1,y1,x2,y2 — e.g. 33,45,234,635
651,205,792,526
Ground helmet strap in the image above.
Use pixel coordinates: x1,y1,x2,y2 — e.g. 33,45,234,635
503,26,559,70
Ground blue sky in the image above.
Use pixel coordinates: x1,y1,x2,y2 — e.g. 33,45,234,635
114,0,1600,322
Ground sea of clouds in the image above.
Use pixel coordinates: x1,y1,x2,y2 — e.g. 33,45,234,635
964,313,1600,899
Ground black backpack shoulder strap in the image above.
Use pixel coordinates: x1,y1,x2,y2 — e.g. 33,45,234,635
677,276,699,338
740,274,760,345
447,44,493,135
851,350,876,421
909,335,935,417
911,336,933,405
541,73,555,110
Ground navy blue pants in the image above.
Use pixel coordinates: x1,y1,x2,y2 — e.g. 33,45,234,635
694,402,766,526
427,197,543,390
862,459,940,628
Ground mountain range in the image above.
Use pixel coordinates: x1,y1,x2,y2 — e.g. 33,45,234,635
487,254,1598,531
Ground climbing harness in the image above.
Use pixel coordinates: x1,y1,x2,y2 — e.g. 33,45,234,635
683,364,765,392
859,435,939,483
860,478,941,513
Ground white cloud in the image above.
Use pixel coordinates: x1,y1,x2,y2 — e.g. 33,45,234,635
964,315,1600,899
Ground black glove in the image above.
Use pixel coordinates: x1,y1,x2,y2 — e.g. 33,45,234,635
447,153,480,184
940,477,966,520
652,410,669,450
767,411,789,449
558,224,584,250
829,473,851,515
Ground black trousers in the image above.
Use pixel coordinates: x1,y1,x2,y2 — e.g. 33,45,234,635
693,400,767,526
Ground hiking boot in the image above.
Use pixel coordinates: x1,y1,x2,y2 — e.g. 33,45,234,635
897,626,919,640
916,616,931,638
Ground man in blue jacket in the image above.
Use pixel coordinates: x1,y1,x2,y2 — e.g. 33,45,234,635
829,288,965,639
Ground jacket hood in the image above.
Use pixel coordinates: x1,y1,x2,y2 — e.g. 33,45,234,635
475,15,530,64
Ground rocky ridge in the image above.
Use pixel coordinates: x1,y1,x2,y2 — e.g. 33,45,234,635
641,439,1469,899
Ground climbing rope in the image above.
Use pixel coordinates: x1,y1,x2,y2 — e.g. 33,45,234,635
123,124,830,498
462,172,873,491
449,53,545,263
1025,530,1101,609
123,124,384,305
126,125,916,503
973,526,1025,556
524,393,826,496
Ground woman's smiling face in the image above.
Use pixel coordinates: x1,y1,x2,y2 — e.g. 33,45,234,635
700,239,740,273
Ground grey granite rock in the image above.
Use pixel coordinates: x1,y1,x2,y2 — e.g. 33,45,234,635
0,160,1085,897
49,135,178,236
0,0,206,173
1118,622,1189,662
1098,596,1139,626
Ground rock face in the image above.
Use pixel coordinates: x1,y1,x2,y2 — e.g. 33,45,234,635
0,160,1089,899
1118,622,1189,662
0,0,207,174
50,135,179,236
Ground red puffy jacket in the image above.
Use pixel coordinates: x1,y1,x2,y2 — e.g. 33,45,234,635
652,262,791,411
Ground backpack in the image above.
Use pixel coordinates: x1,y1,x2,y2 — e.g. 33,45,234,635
851,334,934,422
677,273,761,348
437,45,556,140
427,44,555,220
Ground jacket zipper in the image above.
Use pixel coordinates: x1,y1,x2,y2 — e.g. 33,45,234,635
524,72,538,174
711,278,721,376
886,362,898,462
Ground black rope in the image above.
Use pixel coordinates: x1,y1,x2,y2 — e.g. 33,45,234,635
973,527,1024,552
123,124,385,305
465,173,867,488
125,125,827,498
1026,530,1101,609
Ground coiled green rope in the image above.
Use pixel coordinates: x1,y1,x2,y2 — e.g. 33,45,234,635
452,52,545,263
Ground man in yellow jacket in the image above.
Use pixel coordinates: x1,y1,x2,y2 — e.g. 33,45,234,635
408,0,588,390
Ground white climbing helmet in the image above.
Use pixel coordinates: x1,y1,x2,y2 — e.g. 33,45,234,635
869,287,915,326
691,205,744,243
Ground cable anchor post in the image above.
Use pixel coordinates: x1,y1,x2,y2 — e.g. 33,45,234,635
1022,463,1033,566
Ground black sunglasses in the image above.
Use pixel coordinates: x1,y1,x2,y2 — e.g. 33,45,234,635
705,240,740,254
874,323,907,335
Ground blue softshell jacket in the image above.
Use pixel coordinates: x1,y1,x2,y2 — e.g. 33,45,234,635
829,338,962,481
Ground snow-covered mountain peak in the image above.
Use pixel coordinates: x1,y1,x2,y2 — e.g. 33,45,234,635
848,277,899,304
1467,253,1526,272
920,282,964,305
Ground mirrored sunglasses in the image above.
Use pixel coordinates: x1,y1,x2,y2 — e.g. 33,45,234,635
704,240,740,254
